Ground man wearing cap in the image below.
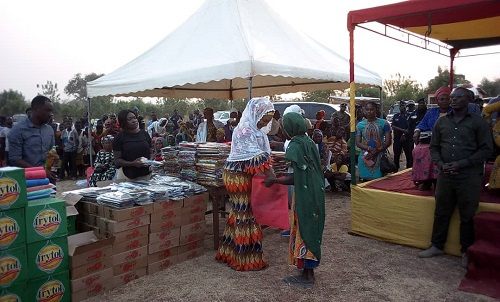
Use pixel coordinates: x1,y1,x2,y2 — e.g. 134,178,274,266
170,109,183,131
419,87,493,268
332,103,350,140
392,100,413,170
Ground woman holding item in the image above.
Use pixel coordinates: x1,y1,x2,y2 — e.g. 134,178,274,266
113,109,152,181
216,97,276,271
264,112,325,286
355,102,392,181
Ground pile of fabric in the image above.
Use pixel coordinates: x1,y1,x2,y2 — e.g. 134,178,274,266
178,142,198,181
26,167,56,200
271,151,289,176
196,143,230,187
161,146,181,177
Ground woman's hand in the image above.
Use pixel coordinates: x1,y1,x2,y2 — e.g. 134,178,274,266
413,130,420,144
263,177,276,187
132,158,147,168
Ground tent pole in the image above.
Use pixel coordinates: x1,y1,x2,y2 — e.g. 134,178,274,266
87,97,93,168
348,26,357,185
248,77,253,101
449,48,459,89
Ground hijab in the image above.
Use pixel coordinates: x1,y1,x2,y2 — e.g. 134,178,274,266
227,97,274,162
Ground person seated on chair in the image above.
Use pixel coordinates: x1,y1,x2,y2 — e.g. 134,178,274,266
329,128,348,159
312,129,329,169
325,153,350,192
89,135,116,187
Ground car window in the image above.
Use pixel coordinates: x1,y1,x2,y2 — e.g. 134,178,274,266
221,113,229,119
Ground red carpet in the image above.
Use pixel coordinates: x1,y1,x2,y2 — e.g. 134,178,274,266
459,212,500,299
364,165,499,204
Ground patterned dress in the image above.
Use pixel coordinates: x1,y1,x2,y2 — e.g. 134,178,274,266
356,118,391,180
89,150,116,187
216,153,271,271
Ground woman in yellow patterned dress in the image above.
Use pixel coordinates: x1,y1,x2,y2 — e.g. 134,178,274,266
216,97,276,271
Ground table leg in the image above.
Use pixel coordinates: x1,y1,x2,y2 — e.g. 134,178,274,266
212,194,220,250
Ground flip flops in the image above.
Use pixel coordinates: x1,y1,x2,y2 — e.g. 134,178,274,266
283,275,314,287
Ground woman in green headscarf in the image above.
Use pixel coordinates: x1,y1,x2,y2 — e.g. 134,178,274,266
264,112,325,286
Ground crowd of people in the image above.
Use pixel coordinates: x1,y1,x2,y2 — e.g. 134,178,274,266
0,88,498,282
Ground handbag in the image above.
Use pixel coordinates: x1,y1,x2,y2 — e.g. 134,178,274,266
380,149,397,174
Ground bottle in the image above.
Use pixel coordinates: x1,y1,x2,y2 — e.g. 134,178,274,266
45,146,60,172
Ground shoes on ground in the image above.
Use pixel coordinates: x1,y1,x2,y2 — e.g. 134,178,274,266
418,246,444,258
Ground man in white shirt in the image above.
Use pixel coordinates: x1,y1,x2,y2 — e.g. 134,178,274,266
0,117,13,166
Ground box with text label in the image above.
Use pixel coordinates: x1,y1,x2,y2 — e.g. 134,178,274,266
0,167,27,211
70,267,113,301
147,256,179,275
182,193,209,208
98,215,150,234
153,200,183,212
102,204,154,222
113,267,147,288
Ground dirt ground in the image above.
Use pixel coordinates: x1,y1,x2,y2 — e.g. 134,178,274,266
57,180,495,302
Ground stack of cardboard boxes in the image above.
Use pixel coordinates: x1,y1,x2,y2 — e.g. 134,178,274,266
70,191,209,299
0,167,70,301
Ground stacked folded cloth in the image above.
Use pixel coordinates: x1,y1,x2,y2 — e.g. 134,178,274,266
196,143,230,187
25,167,56,200
271,151,289,176
161,146,181,177
178,142,198,181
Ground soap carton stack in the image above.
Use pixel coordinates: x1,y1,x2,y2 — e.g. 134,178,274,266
98,204,152,287
68,231,114,302
0,167,70,301
147,192,209,274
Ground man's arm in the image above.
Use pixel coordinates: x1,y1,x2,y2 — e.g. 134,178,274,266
429,119,444,169
457,118,494,168
7,128,32,168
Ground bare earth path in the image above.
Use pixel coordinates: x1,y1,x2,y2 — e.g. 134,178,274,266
56,181,494,302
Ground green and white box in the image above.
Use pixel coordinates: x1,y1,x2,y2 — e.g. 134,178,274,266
0,245,28,288
25,197,67,243
0,167,27,211
0,208,25,250
28,270,70,302
27,236,69,279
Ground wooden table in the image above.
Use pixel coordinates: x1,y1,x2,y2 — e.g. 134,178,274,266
204,186,229,250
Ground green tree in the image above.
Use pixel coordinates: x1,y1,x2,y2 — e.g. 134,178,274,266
426,66,468,92
36,81,61,103
383,73,424,112
65,73,104,101
355,87,383,98
302,90,333,103
0,90,28,116
478,77,500,97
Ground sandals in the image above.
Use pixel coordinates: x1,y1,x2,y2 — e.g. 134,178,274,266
283,275,314,287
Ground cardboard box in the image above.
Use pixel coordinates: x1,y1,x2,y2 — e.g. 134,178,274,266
150,207,182,223
181,211,206,226
82,213,99,226
148,227,180,244
0,245,28,287
103,203,153,222
100,225,149,241
70,257,112,280
153,200,182,212
112,255,147,275
0,167,27,211
182,204,208,215
148,237,180,254
80,222,99,233
179,231,205,245
113,267,147,288
67,215,76,236
147,256,178,275
0,282,28,301
0,208,25,250
149,216,181,233
70,267,113,292
71,277,113,302
112,236,148,255
68,231,114,269
177,239,205,254
28,270,70,302
177,247,205,263
25,197,67,243
65,193,80,236
147,247,178,264
180,221,206,236
112,246,148,266
80,201,102,216
98,215,150,234
27,236,69,279
182,193,209,208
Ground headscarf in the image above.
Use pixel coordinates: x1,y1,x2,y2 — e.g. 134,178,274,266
283,104,302,116
153,137,166,152
227,97,274,162
435,86,451,99
283,112,325,261
316,110,325,120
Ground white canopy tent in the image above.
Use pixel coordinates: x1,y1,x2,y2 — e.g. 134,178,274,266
87,0,382,99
